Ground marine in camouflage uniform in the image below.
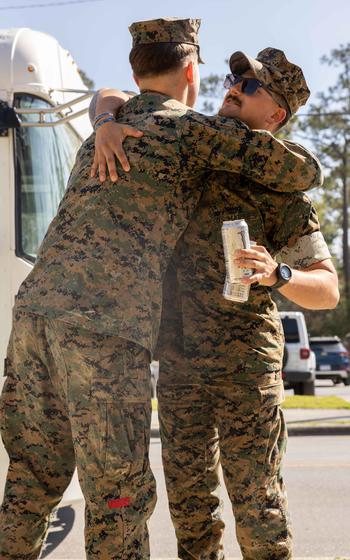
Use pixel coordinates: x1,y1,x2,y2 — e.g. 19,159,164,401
0,21,322,560
155,50,332,560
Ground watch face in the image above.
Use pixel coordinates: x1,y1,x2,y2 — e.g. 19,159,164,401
280,264,292,281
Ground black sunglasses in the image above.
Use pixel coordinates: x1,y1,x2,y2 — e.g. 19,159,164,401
223,73,265,95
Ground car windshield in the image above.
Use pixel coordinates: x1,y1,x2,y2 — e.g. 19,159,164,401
281,318,300,343
310,341,345,353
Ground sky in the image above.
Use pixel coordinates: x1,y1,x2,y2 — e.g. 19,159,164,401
0,0,349,113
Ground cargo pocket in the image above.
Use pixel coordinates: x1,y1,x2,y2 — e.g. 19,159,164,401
86,392,151,481
84,397,151,481
263,406,287,477
81,399,109,479
104,403,150,480
256,383,286,476
259,379,284,407
78,341,151,481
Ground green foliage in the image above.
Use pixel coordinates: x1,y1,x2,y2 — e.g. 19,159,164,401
199,73,224,97
77,68,95,90
199,72,225,114
295,44,350,318
275,114,300,140
282,395,350,409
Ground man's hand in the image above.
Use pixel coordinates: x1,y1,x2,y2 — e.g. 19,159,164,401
235,247,339,309
234,245,278,286
90,122,143,183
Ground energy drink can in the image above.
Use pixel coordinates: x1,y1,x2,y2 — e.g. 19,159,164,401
221,219,252,282
223,278,250,302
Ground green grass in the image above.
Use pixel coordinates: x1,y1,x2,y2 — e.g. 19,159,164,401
151,398,158,411
152,395,350,411
282,395,350,409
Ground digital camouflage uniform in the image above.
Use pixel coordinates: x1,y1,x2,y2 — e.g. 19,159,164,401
157,185,330,560
0,21,322,560
156,50,331,560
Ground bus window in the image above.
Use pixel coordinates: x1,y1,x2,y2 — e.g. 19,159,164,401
14,94,82,262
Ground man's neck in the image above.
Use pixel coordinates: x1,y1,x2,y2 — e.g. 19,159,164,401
138,79,188,106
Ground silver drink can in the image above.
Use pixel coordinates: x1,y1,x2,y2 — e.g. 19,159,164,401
223,278,250,302
221,219,252,282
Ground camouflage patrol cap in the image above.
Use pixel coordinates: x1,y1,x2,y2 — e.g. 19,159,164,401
129,17,201,47
129,17,204,62
229,47,310,117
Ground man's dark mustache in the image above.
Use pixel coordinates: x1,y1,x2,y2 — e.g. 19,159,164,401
225,95,241,106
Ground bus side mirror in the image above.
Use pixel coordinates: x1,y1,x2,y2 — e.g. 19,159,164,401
0,101,22,130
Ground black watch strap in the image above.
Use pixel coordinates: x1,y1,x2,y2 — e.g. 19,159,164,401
272,263,292,289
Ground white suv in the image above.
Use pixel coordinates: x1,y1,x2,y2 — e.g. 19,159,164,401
279,311,316,395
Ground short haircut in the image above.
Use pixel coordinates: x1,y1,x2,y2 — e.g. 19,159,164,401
129,43,199,78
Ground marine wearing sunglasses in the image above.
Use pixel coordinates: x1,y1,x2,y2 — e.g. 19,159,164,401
219,70,288,132
224,73,268,95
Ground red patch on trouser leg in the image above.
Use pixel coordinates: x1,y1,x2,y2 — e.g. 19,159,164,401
108,497,130,509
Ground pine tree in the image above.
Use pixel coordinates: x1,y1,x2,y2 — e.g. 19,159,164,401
299,44,350,320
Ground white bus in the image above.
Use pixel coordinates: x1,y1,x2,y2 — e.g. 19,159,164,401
0,27,93,504
0,27,93,381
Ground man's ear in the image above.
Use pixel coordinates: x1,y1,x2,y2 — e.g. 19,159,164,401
271,106,287,128
133,72,140,87
185,60,195,84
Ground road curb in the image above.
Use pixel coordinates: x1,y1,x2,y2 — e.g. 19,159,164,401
286,424,350,436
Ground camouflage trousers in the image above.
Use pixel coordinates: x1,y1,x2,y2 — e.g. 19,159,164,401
157,355,292,560
0,312,156,560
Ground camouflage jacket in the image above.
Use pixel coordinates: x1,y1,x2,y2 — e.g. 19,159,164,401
156,173,330,379
15,92,322,352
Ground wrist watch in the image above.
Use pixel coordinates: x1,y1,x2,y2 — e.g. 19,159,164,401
272,263,293,289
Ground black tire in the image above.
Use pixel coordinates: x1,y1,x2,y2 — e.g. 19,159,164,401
293,382,302,395
293,380,315,396
303,380,316,395
282,346,289,369
344,376,350,386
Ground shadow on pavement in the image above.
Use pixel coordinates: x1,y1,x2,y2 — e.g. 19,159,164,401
40,505,75,558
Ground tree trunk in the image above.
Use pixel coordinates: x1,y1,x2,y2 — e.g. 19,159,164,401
342,173,350,318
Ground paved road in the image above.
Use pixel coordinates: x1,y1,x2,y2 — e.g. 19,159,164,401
1,378,349,558
285,379,350,401
37,433,350,559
